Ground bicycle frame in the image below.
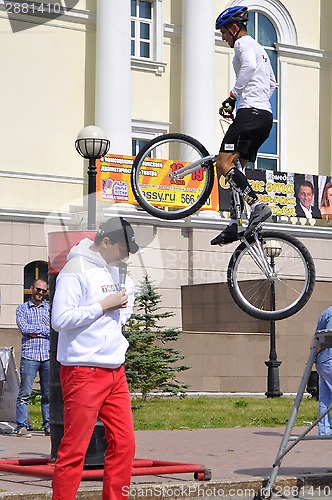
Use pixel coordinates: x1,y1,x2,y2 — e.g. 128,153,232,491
169,154,276,281
231,187,276,280
168,154,218,180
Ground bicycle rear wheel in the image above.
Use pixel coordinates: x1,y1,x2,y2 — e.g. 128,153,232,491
227,230,315,321
131,133,215,220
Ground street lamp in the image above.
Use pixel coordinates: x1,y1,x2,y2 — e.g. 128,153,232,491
75,125,110,230
264,240,283,398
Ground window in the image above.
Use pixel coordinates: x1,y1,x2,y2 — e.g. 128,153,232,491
132,120,169,157
130,0,166,74
132,139,150,157
24,261,48,302
247,11,279,171
131,0,153,59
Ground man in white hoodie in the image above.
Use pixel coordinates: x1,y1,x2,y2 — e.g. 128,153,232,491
51,217,139,500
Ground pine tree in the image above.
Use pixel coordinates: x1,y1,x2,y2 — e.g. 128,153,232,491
124,275,189,400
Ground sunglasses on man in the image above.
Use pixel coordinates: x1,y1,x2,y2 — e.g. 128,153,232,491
34,287,48,294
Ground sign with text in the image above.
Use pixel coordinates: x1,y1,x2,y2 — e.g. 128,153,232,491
97,154,219,212
218,169,332,220
97,154,332,220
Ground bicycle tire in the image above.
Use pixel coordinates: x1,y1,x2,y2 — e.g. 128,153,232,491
131,133,215,220
227,230,316,321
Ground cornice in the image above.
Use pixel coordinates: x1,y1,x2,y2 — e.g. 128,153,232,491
276,43,332,63
0,170,84,184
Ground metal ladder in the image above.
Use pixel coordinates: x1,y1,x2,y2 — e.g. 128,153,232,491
255,329,332,499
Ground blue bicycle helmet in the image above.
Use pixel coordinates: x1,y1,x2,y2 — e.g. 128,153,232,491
215,6,248,29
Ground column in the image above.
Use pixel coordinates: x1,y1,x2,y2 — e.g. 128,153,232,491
181,0,216,153
96,0,132,155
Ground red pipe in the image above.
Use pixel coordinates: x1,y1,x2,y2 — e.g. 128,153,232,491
0,457,207,480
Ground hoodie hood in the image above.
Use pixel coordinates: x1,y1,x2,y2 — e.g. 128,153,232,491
67,238,107,268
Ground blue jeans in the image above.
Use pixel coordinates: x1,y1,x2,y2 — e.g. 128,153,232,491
16,357,50,431
315,348,332,435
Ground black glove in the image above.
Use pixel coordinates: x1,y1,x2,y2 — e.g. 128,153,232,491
219,95,236,117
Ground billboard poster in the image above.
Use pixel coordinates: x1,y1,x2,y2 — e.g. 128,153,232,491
97,154,219,212
97,154,332,221
218,169,332,220
97,154,136,204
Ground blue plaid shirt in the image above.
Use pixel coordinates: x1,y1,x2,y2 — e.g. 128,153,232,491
16,299,50,361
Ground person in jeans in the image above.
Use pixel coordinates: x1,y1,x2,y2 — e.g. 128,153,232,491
16,279,50,437
51,216,138,500
211,6,276,246
315,306,332,435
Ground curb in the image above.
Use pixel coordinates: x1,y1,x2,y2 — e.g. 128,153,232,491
2,475,332,500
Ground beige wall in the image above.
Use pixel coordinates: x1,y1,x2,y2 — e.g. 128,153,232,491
0,0,330,218
1,213,331,332
288,1,320,48
178,280,332,393
1,213,332,394
0,9,91,214
0,1,332,394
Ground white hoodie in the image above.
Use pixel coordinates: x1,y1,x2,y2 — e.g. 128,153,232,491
51,238,135,369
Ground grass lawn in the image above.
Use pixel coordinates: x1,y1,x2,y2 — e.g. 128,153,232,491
29,396,318,431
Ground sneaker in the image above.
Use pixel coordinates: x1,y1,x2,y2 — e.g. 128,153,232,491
44,427,50,436
16,427,32,438
245,203,271,237
210,223,238,245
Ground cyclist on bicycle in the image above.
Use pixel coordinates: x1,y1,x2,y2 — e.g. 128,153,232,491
211,5,276,246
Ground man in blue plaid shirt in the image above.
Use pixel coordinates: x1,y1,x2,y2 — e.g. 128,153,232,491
15,279,50,437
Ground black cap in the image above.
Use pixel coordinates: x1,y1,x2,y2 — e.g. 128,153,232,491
97,217,139,254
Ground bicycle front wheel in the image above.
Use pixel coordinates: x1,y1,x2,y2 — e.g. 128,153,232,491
227,230,316,321
131,133,215,220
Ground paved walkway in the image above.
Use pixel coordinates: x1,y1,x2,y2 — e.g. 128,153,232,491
1,425,332,499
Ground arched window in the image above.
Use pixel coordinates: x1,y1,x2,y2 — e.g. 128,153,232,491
230,0,298,171
23,261,48,302
247,11,279,171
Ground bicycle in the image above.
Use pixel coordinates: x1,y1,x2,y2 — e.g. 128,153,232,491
130,132,316,321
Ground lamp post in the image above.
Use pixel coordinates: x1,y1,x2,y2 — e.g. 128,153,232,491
264,240,283,398
75,125,110,230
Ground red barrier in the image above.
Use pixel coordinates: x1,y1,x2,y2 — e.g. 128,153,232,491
0,457,211,481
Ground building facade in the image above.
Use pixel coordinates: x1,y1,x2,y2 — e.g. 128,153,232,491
0,0,332,392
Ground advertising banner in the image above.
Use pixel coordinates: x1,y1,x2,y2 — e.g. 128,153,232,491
217,169,332,220
97,155,136,204
97,154,219,212
97,154,332,221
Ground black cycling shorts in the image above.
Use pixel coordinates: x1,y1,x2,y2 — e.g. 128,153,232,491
220,108,273,162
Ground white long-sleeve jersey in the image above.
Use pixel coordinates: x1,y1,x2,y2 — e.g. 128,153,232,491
231,35,276,112
51,238,135,369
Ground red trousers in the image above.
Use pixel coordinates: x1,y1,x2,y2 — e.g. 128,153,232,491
52,364,135,500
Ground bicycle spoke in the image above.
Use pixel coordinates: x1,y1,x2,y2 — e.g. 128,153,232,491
242,237,274,278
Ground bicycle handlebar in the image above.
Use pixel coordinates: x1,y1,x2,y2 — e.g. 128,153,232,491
219,105,234,120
